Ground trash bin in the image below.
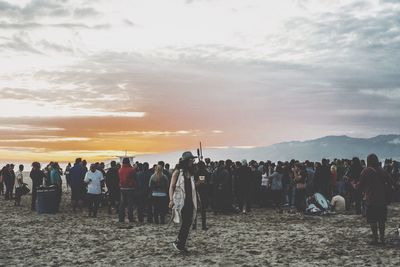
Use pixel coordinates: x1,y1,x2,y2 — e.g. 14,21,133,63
36,186,58,214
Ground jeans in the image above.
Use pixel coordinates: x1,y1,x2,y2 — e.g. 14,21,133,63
119,189,135,223
177,201,194,249
87,193,101,217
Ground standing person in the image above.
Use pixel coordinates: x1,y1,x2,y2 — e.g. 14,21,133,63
269,165,284,213
193,161,210,230
4,164,15,200
118,158,137,224
260,165,269,207
314,159,331,199
359,154,394,245
250,162,262,207
14,165,25,206
30,162,45,211
348,157,364,214
169,151,198,253
331,164,338,197
64,163,72,191
69,158,86,212
293,164,307,212
213,161,230,213
0,165,5,195
305,161,315,196
149,165,169,224
50,162,62,212
84,164,104,218
105,161,120,215
236,160,252,213
136,162,153,223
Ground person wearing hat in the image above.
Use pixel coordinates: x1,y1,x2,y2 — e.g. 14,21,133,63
169,151,198,253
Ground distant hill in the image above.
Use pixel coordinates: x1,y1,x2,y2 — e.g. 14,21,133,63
134,135,400,164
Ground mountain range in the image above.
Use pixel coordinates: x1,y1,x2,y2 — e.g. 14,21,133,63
134,135,400,164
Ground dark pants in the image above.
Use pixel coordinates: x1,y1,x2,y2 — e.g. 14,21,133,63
119,189,135,223
136,194,146,222
15,187,22,205
237,189,251,212
193,193,207,229
4,179,14,200
272,190,283,209
87,193,101,217
55,185,62,212
31,186,38,210
353,189,362,214
295,188,306,212
108,189,120,214
71,186,84,211
0,181,4,195
152,196,167,224
177,202,194,249
146,196,154,223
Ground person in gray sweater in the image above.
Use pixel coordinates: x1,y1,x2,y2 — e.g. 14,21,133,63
149,165,169,224
269,165,284,213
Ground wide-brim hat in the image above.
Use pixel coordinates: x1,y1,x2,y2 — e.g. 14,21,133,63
181,151,197,161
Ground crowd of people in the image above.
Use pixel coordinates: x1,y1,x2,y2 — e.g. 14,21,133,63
0,153,399,250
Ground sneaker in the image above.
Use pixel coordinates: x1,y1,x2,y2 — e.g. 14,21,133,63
172,241,189,253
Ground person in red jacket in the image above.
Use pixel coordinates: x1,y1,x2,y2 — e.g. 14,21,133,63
118,158,137,224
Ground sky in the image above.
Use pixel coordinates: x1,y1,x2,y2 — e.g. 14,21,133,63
0,0,399,163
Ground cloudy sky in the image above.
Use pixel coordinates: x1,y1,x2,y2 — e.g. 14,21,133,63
0,0,399,162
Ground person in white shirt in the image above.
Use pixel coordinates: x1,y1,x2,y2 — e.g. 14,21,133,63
15,164,24,206
331,194,346,213
84,164,104,218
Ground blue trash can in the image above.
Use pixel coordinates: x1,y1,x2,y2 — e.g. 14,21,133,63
36,186,58,214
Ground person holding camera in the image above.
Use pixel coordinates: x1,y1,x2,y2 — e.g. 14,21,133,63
169,151,198,253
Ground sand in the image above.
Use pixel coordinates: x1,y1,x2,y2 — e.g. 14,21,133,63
1,192,400,267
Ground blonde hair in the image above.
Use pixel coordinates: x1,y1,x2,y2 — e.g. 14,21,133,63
155,164,163,182
331,165,337,172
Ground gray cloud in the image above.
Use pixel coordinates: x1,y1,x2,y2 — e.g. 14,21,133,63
0,0,70,20
0,35,43,54
73,7,99,18
0,21,109,29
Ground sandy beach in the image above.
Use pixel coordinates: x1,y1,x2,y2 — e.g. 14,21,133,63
1,192,400,266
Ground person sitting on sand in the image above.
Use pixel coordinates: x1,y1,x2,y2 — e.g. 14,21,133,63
359,154,394,245
330,192,346,213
